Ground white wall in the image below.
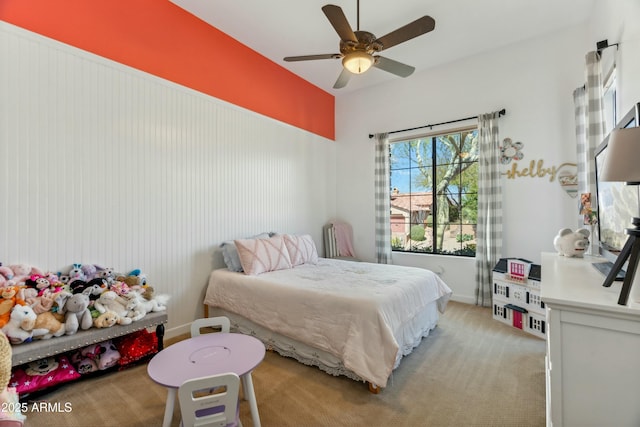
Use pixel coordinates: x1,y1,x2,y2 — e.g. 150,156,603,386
334,25,589,303
2,1,638,327
588,0,640,116
334,0,640,304
0,22,337,337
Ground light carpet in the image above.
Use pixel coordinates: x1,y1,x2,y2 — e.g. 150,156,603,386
22,301,546,427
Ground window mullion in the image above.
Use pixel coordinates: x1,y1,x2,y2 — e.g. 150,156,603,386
431,136,436,254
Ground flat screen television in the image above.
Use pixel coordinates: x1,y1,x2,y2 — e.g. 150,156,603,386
593,102,640,276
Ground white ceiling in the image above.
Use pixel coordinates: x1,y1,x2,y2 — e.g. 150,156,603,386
170,0,596,95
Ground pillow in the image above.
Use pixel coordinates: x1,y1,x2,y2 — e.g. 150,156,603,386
115,329,158,366
235,235,293,275
220,232,271,272
11,355,81,394
283,234,319,266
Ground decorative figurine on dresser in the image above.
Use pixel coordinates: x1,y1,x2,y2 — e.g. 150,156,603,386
492,258,545,339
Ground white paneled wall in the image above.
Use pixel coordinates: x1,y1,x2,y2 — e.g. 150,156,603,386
0,22,336,336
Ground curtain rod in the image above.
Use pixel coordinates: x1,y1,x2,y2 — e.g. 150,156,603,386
368,108,506,139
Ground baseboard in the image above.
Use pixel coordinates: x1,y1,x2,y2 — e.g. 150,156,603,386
164,323,190,340
449,294,476,305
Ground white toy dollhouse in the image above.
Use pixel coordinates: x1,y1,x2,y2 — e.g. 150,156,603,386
492,258,545,339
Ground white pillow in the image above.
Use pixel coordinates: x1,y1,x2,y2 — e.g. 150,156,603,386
235,235,293,275
283,234,319,266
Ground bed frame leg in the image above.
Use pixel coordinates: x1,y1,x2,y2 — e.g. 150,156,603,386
155,323,165,351
203,304,209,318
368,382,381,394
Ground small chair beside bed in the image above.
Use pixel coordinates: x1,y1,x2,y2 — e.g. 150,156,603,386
204,233,452,393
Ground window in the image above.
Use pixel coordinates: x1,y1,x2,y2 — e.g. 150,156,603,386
602,67,617,134
389,126,478,257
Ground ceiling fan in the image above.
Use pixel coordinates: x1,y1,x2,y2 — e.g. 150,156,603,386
283,1,435,89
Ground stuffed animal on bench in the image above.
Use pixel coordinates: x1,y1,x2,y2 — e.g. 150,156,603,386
59,293,93,335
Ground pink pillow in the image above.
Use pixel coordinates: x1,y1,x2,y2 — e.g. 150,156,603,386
284,234,319,266
11,355,81,394
235,235,293,275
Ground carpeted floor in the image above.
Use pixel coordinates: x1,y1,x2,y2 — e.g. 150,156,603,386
22,301,546,427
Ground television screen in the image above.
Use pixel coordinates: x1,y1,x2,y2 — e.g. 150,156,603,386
594,103,640,264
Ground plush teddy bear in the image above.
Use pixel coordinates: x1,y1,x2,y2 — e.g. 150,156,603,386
140,285,158,301
32,311,66,339
28,289,59,315
59,293,93,335
93,340,121,370
29,272,63,296
19,288,59,316
70,277,108,302
67,263,86,284
7,264,44,287
128,269,148,287
71,352,98,375
553,228,590,258
76,342,115,371
80,264,100,281
115,275,136,288
1,304,36,344
0,286,26,328
24,274,52,295
116,274,146,290
19,287,38,306
109,280,131,296
93,311,120,328
42,271,61,285
94,291,134,325
78,344,102,370
124,288,169,320
95,267,116,285
56,272,71,288
25,357,59,377
69,278,89,294
0,266,14,287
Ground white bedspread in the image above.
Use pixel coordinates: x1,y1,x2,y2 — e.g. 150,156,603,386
204,258,452,387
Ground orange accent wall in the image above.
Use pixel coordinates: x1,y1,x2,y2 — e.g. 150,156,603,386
0,0,335,140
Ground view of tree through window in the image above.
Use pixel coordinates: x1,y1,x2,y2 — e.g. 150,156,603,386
389,127,478,257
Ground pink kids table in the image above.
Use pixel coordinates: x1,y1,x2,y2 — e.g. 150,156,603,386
147,332,265,427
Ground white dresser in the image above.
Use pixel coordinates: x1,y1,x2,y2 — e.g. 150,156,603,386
541,252,640,427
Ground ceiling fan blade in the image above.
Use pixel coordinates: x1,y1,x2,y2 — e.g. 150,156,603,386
322,5,357,43
284,54,340,62
333,68,352,89
375,16,435,51
373,56,415,78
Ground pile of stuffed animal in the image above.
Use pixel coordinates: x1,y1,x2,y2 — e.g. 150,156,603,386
0,262,169,345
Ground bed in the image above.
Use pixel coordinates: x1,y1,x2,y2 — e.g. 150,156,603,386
204,252,452,391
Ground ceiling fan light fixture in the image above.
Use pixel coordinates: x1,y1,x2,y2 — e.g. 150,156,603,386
342,51,374,74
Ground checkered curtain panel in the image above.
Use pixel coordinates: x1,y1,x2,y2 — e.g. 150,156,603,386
475,112,502,307
374,133,392,264
574,51,604,228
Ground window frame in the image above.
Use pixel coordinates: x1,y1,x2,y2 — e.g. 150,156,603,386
389,124,479,257
602,66,617,135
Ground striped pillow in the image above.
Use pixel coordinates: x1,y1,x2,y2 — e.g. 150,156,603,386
283,234,319,266
235,235,292,275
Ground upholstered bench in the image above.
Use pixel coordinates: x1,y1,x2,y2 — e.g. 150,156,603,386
11,311,167,366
